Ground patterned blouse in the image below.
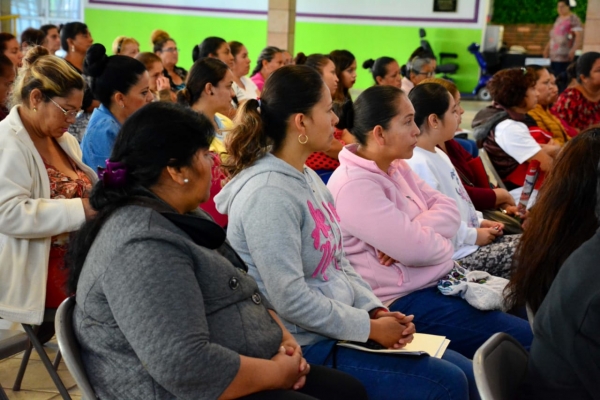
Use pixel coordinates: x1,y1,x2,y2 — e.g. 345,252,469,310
45,159,93,247
552,87,600,132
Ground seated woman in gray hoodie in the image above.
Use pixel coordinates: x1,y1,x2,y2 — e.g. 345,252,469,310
215,65,480,400
66,102,368,400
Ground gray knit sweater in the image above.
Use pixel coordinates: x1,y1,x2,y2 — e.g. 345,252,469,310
73,201,282,399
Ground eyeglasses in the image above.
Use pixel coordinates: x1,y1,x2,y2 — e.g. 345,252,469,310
162,47,178,53
416,71,435,78
47,97,82,119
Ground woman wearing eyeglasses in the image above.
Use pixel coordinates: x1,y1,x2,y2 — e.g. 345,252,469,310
0,46,97,327
400,54,437,94
81,44,153,171
152,30,187,92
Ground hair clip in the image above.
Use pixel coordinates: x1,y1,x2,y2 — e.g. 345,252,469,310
98,160,127,188
521,67,528,75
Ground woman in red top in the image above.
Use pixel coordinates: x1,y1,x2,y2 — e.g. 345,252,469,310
296,53,347,181
552,52,600,131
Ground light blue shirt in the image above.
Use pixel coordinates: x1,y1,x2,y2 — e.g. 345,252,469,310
81,104,121,172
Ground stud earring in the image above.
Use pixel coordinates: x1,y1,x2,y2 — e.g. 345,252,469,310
71,45,75,52
120,103,125,109
33,107,37,112
183,178,189,183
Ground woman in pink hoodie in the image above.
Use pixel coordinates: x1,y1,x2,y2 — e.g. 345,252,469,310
327,85,532,358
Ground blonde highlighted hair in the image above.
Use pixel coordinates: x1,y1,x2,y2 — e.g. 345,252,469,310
112,36,140,55
11,46,85,108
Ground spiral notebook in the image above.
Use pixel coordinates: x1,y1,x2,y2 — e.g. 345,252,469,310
337,333,450,359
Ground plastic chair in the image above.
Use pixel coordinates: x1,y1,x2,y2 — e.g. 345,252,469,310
473,332,529,400
0,329,29,400
55,297,97,400
10,309,72,399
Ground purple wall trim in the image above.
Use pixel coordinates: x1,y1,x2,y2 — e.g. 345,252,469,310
88,0,481,24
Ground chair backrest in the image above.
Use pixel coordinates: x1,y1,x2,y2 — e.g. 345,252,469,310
479,148,507,190
474,332,529,400
55,297,97,400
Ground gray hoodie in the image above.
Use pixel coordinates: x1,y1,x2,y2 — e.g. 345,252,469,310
215,154,383,346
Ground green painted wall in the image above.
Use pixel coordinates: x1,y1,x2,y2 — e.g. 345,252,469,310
85,8,482,93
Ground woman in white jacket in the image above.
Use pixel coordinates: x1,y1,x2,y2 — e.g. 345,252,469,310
0,46,96,326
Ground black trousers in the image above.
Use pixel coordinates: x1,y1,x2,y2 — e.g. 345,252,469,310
239,364,369,400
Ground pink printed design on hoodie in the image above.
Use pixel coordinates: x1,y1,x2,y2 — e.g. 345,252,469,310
308,200,342,280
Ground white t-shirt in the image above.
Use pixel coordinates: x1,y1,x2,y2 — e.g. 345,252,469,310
494,119,541,163
233,76,260,103
407,147,481,259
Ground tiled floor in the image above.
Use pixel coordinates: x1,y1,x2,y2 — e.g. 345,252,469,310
460,99,490,133
0,100,491,400
0,339,80,400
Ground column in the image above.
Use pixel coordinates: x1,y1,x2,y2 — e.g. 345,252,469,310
583,0,600,53
267,0,296,54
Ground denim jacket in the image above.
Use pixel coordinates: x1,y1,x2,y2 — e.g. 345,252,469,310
81,104,121,171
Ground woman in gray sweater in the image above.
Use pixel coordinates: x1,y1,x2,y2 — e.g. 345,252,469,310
66,102,367,400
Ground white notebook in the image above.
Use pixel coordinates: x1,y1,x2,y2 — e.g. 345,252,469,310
337,333,450,359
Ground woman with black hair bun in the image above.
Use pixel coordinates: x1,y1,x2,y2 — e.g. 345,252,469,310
363,57,402,88
192,36,234,68
81,43,153,171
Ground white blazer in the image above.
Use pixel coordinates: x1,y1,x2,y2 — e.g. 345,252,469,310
0,106,97,324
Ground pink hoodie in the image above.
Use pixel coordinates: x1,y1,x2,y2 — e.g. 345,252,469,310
327,145,461,305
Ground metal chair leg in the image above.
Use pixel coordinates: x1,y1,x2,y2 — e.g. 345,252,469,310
21,324,71,400
12,342,32,391
53,350,62,370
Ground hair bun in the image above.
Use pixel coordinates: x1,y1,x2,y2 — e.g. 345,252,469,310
22,45,49,67
294,52,307,65
84,43,109,78
362,58,375,70
151,29,170,45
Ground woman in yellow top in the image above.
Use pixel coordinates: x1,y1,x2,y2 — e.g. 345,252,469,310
177,57,235,227
527,65,576,145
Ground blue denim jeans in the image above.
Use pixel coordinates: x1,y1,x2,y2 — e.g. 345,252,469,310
303,340,479,400
389,287,533,358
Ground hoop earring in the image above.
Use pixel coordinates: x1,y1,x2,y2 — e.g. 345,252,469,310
298,134,308,145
